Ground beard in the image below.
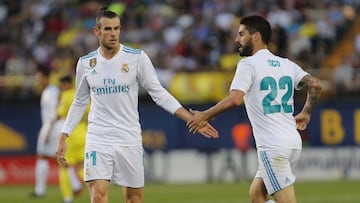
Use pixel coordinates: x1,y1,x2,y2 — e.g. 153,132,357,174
238,41,254,57
104,42,117,50
101,38,119,50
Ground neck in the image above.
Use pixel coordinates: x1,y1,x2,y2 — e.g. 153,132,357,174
100,44,120,59
252,44,268,55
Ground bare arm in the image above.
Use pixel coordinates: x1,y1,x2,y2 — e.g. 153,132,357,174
187,90,244,133
298,75,322,114
295,75,322,130
56,132,68,167
205,90,244,118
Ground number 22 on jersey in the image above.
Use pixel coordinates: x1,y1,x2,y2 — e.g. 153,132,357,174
260,76,293,114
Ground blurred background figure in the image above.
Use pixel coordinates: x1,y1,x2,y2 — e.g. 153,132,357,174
333,55,355,95
30,65,61,197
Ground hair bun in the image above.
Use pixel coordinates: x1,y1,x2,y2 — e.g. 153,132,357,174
100,6,108,11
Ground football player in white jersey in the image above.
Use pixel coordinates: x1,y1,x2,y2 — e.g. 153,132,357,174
187,15,321,203
31,66,61,197
56,6,218,203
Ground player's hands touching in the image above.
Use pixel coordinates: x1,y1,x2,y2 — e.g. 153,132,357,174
173,107,218,138
187,109,214,136
294,111,310,131
56,133,68,167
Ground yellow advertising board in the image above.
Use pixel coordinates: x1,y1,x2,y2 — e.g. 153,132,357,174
168,71,235,104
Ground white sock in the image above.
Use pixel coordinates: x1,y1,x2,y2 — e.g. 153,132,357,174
67,167,82,191
63,197,73,203
264,200,276,203
34,159,49,195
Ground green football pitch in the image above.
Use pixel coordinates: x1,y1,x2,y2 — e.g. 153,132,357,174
1,180,359,203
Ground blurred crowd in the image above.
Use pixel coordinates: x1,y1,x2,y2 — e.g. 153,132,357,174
0,0,359,103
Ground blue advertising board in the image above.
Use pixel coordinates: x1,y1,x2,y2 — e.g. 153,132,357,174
0,99,359,155
302,99,360,146
139,103,250,151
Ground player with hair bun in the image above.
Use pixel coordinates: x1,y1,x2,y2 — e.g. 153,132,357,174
56,6,218,203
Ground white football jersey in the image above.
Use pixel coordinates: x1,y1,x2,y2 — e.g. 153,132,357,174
40,85,60,125
230,49,308,150
62,44,182,146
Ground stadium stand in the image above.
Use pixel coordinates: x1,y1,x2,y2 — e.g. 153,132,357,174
0,0,359,103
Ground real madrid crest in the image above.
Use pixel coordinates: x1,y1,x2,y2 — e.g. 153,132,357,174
89,58,97,68
121,64,129,73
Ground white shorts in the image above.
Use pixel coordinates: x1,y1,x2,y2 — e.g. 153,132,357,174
84,144,145,188
255,149,301,195
36,120,63,157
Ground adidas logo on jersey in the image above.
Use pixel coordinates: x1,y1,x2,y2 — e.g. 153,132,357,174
91,69,97,75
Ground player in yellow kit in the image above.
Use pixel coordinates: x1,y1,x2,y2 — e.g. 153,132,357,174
57,75,89,203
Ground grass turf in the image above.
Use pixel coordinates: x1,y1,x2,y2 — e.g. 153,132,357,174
1,180,359,203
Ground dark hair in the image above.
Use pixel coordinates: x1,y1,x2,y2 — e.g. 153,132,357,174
59,75,73,84
240,15,272,45
37,64,50,77
95,6,119,27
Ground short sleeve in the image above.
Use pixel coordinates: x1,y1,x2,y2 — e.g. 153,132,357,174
289,59,309,90
230,60,254,94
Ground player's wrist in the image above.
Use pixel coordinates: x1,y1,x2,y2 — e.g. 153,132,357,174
60,132,69,138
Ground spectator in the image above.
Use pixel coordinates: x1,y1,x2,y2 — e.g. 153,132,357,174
355,34,360,55
333,55,354,94
0,0,359,102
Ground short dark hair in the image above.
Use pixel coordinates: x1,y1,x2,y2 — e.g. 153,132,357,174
240,15,272,45
37,64,50,77
95,6,119,28
59,75,73,84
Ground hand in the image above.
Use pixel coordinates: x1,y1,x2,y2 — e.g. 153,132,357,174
187,109,211,134
56,133,68,167
197,122,219,139
294,112,310,131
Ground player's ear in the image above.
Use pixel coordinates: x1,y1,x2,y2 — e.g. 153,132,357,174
93,26,100,36
252,31,261,42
